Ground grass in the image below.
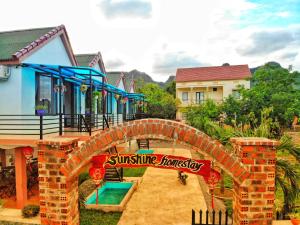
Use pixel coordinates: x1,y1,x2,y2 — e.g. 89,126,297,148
123,167,147,177
80,209,122,225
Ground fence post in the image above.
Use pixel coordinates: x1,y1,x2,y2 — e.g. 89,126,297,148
192,209,195,225
39,115,43,140
59,113,62,135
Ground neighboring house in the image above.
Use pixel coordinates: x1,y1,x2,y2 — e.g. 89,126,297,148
175,64,251,121
106,71,136,121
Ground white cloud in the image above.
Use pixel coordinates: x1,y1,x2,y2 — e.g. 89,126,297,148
276,11,290,18
98,0,152,19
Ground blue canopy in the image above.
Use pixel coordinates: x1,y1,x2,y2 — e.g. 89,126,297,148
22,63,144,100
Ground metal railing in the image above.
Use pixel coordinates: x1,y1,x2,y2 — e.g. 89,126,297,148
0,113,145,139
192,210,232,225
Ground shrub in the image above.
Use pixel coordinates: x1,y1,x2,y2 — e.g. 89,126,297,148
22,205,40,218
79,172,90,185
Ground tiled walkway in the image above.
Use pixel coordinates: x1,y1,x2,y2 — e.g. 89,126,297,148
118,148,207,225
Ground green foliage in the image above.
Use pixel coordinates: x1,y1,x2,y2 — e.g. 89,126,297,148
80,209,122,225
0,199,3,207
185,100,221,131
79,172,90,185
123,168,147,177
139,83,176,119
222,63,300,128
165,81,176,98
22,205,40,218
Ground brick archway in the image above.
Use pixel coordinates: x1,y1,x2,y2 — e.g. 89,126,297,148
37,119,278,225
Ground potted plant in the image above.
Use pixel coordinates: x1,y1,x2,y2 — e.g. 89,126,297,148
35,105,47,116
80,84,88,93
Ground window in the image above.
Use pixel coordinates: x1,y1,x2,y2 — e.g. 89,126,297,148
182,92,188,102
213,87,218,92
35,74,57,114
195,92,204,104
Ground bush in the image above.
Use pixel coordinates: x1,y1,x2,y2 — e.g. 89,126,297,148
79,172,90,185
22,205,40,218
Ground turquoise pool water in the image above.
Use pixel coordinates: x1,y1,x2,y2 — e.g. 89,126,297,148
86,182,133,205
136,149,154,154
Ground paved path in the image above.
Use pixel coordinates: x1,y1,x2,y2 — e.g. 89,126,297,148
118,148,207,225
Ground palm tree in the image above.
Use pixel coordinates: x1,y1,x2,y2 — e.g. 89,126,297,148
275,135,300,214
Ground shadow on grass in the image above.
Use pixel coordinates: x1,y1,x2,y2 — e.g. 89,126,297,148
80,209,122,225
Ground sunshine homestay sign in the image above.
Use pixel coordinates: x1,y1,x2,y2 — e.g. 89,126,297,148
91,154,212,176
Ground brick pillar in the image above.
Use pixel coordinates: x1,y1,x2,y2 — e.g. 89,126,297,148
230,137,278,225
38,138,79,225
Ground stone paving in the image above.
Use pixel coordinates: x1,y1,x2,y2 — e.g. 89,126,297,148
118,147,208,225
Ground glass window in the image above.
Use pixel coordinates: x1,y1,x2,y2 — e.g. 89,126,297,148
35,74,57,114
195,92,204,104
182,92,188,102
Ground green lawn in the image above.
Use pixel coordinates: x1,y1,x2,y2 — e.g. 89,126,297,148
80,209,122,225
123,167,147,177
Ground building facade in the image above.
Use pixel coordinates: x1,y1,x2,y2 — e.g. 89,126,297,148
175,64,251,121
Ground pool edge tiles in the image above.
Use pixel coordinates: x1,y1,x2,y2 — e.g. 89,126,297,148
85,181,137,212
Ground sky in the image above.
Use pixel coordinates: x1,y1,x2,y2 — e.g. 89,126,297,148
0,0,300,82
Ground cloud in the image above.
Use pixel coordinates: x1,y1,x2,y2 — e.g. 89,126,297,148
236,30,295,56
152,52,207,75
276,11,290,18
98,0,152,19
105,58,125,69
280,52,298,60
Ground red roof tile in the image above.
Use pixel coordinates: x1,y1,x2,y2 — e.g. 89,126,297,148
176,65,251,82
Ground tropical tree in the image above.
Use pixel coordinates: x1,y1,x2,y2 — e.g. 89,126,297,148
222,63,300,130
138,83,177,119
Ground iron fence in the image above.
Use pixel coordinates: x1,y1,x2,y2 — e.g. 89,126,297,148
192,210,232,225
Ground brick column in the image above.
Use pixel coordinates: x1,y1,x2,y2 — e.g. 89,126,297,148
230,137,278,225
38,138,79,225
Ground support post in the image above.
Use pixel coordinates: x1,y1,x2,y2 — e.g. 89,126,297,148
89,71,92,136
230,137,278,225
59,74,63,136
39,115,43,140
15,147,28,209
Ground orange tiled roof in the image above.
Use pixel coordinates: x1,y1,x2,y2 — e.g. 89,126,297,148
176,65,251,82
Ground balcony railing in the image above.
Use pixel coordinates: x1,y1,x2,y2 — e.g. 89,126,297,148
0,113,145,139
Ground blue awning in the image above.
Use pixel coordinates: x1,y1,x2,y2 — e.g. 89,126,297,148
21,63,144,100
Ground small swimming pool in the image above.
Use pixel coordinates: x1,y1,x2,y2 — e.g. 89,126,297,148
86,182,133,205
136,149,154,154
85,181,137,212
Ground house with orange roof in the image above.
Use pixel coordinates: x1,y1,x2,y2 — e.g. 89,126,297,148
175,64,251,121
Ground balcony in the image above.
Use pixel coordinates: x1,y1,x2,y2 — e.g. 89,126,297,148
0,113,147,141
